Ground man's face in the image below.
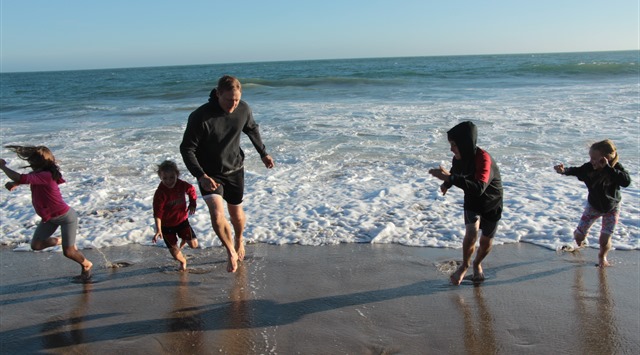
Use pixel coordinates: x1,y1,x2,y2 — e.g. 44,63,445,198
217,89,241,113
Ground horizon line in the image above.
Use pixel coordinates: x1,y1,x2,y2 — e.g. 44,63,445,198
2,48,638,74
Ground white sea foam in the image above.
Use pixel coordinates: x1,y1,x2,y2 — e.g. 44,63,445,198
1,79,638,253
1,55,638,253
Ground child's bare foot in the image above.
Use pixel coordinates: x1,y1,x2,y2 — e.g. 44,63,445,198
450,266,468,286
574,234,586,247
55,237,62,246
80,261,93,281
472,264,485,282
179,260,187,271
227,252,239,273
235,239,245,261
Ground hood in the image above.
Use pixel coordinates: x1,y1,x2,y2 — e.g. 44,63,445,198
208,88,218,103
447,121,477,160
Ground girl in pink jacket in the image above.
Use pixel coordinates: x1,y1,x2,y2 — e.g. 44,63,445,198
0,145,92,280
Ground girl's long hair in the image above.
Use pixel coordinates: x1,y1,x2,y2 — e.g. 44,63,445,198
590,139,619,166
5,145,63,180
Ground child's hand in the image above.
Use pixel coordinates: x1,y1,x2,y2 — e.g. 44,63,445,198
554,164,565,174
0,159,6,168
5,182,18,191
440,183,449,196
152,231,162,244
428,166,451,182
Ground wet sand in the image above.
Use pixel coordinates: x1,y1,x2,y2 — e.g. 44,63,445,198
0,243,638,354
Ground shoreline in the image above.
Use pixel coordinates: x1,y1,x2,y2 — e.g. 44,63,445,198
1,242,638,354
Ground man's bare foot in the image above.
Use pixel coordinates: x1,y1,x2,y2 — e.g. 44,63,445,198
450,266,468,286
235,239,245,261
598,256,611,268
472,264,485,282
80,261,93,281
227,252,239,273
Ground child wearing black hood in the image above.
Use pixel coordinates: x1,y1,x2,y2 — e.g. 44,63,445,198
429,121,503,285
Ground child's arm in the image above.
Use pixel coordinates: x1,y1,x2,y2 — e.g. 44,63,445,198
606,163,632,188
554,163,565,174
428,166,452,195
186,183,197,215
153,217,163,244
0,159,22,182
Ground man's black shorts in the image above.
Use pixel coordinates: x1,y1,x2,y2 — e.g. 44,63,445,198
198,168,244,205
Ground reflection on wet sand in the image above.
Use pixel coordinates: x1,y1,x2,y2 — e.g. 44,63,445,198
41,282,92,352
164,271,204,353
454,285,498,355
218,264,254,353
574,267,618,354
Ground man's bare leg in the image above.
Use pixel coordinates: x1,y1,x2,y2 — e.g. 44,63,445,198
228,204,246,261
472,235,493,282
451,222,479,286
205,196,238,273
598,233,612,268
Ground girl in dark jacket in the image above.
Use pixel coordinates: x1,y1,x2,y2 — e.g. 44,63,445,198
554,139,631,267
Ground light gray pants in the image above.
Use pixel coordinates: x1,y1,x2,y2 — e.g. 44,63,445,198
32,208,78,248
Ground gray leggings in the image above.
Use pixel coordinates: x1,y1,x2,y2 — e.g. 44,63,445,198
33,208,78,248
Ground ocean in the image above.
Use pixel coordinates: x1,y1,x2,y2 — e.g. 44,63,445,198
1,51,638,251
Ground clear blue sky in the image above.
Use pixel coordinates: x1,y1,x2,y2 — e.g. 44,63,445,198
1,0,638,72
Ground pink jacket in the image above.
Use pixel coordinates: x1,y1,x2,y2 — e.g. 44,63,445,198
20,171,70,222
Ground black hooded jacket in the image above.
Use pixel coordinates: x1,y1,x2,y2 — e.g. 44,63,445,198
444,121,503,221
563,162,631,213
180,89,268,179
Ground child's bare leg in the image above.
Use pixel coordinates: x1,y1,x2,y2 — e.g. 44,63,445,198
63,246,93,279
472,235,493,282
187,239,198,249
179,239,186,250
452,223,479,285
598,233,612,268
169,247,187,271
574,230,587,247
31,236,61,250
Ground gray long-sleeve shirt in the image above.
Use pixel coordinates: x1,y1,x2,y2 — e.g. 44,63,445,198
180,96,268,179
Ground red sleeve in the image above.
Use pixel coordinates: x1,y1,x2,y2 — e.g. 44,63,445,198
474,149,492,183
153,186,166,219
186,182,197,204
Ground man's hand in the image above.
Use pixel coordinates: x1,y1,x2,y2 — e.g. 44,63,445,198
198,174,219,191
262,155,275,169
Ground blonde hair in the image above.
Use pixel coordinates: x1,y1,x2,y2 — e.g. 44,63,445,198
217,75,242,93
5,145,62,180
157,160,180,176
590,139,619,166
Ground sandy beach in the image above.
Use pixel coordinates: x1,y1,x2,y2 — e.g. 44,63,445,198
0,242,638,354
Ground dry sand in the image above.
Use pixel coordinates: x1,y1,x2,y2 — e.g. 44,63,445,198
1,242,638,354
